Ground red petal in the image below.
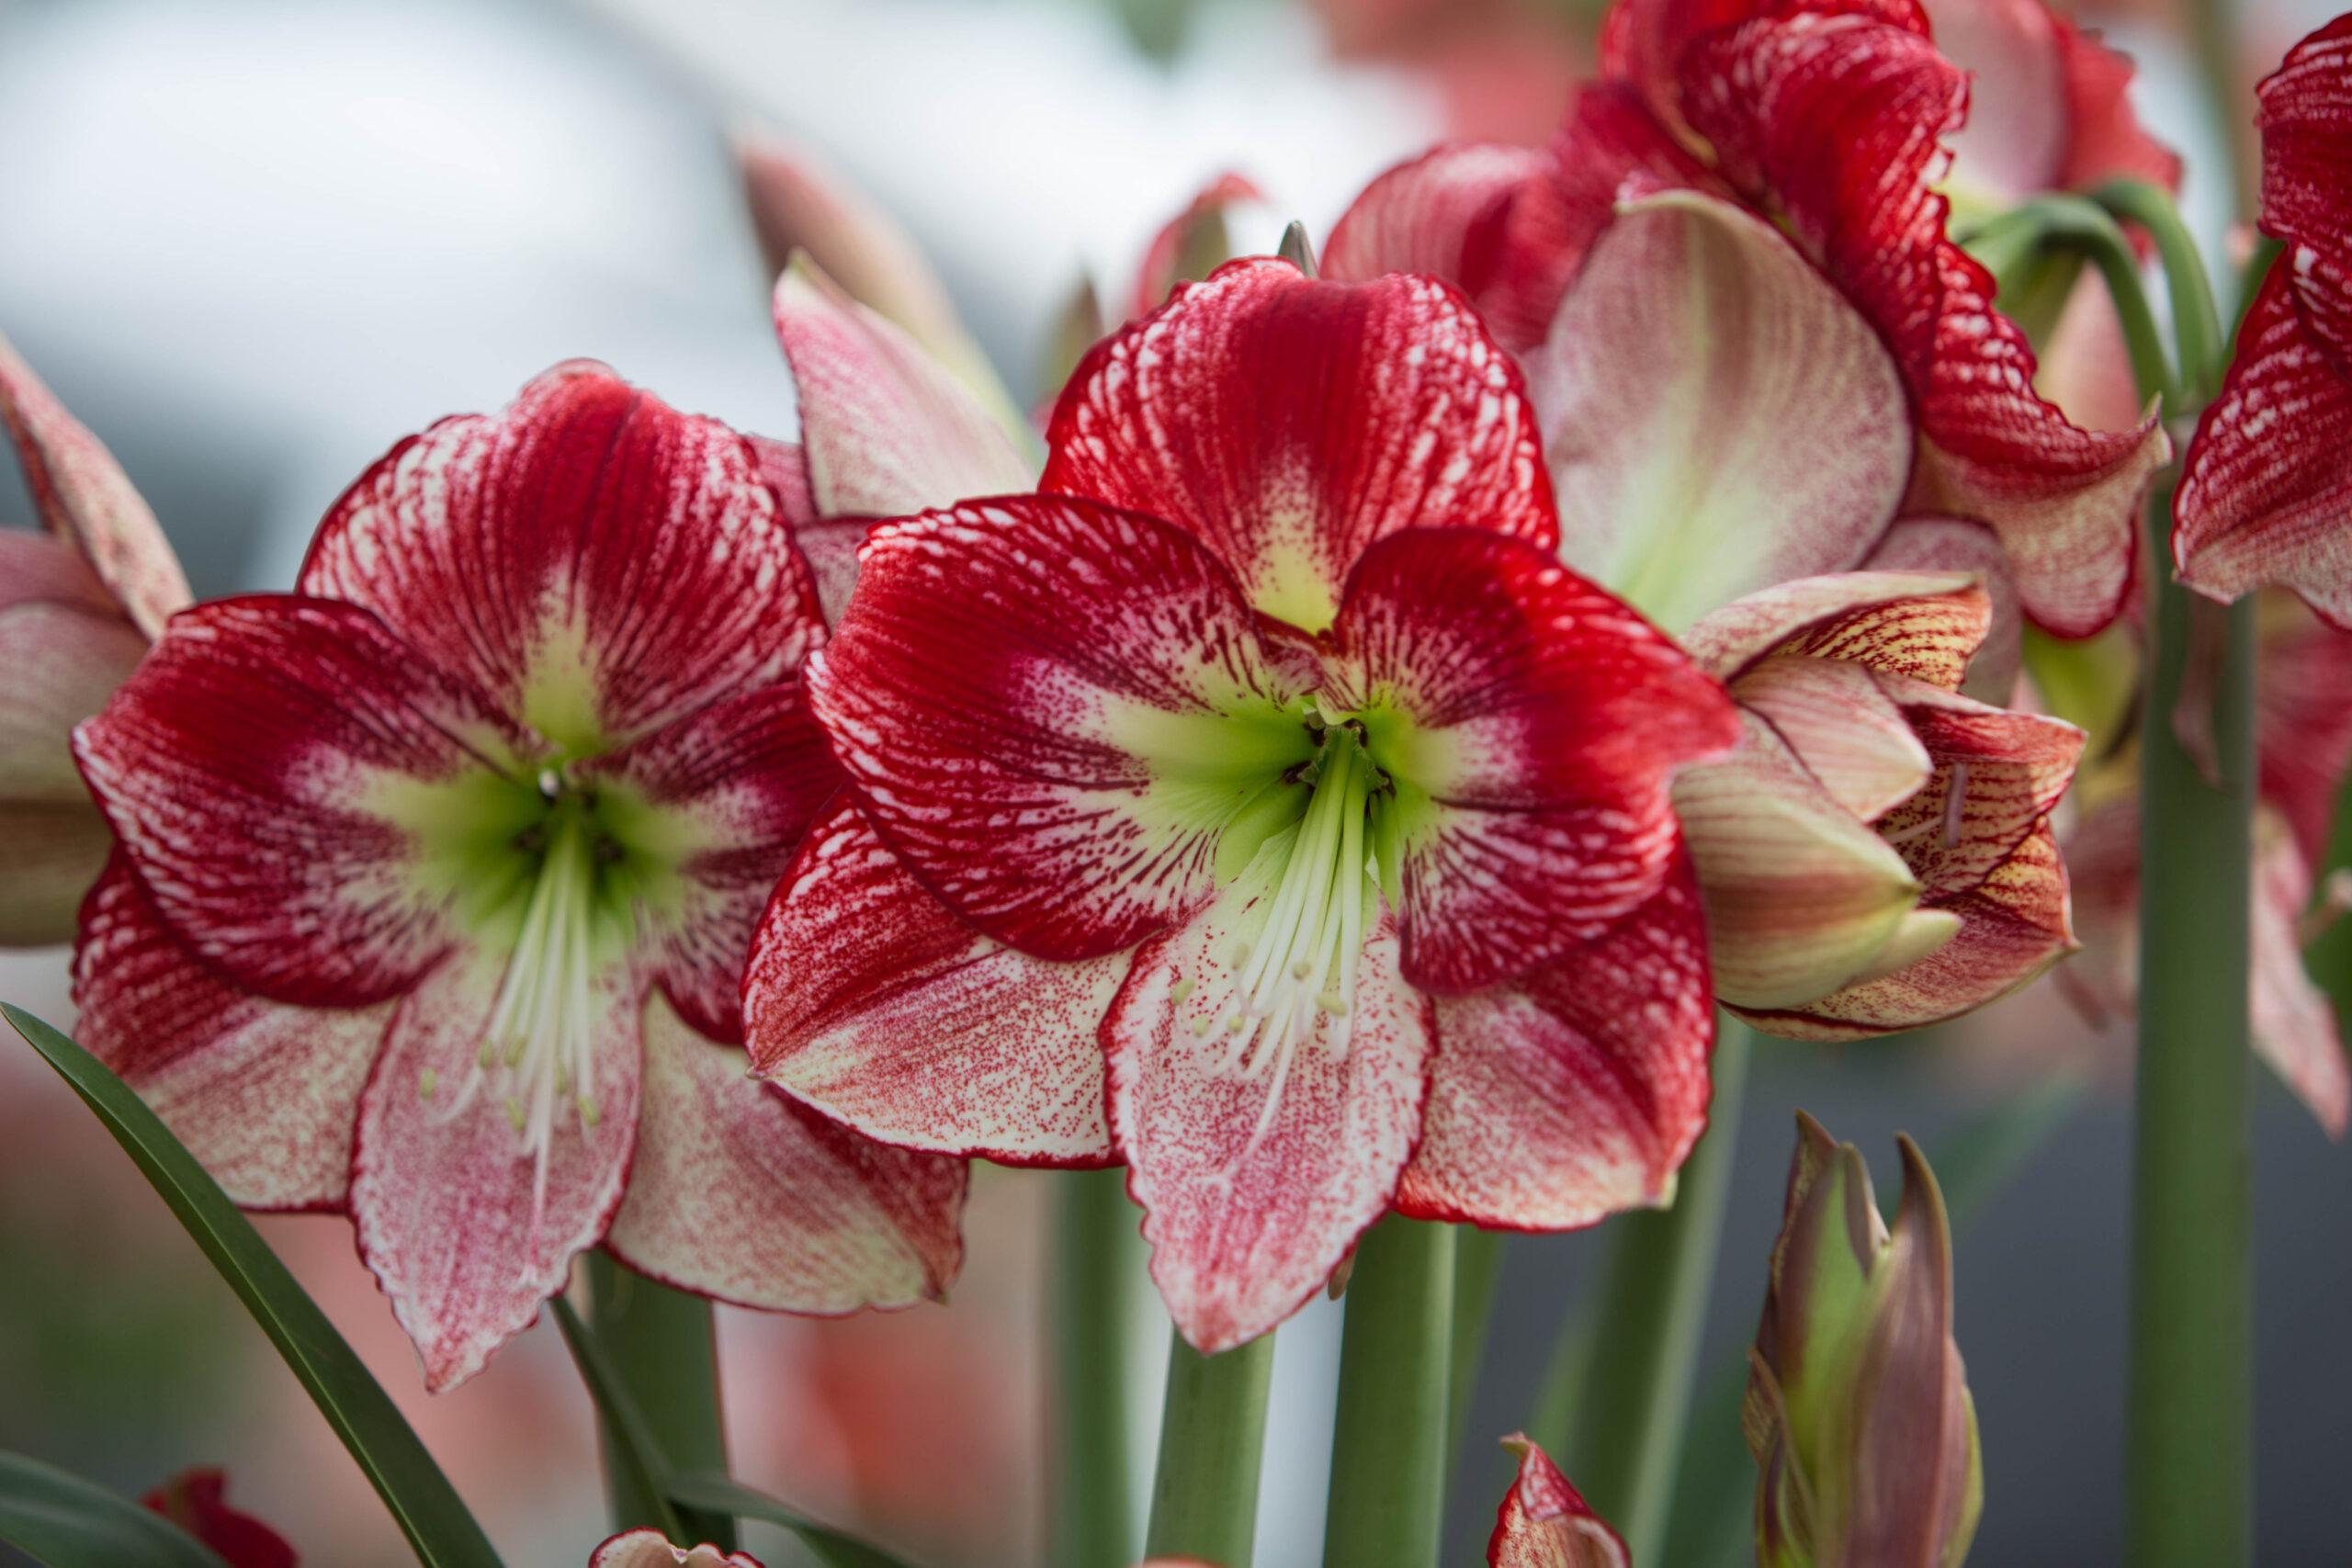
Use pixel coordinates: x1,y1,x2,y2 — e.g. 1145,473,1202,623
2256,600,2352,867
1396,859,1713,1230
1528,188,1911,631
73,856,387,1210
1681,569,1992,690
1105,893,1434,1352
744,796,1125,1166
2256,17,2352,262
1928,0,2179,200
74,596,528,1008
2051,13,2182,194
1323,142,1582,352
1043,258,1556,632
0,329,190,637
1862,516,2022,701
349,955,641,1391
605,995,967,1310
1868,676,2083,899
1325,527,1737,992
2174,266,2352,626
586,682,840,1044
142,1470,298,1568
1487,1434,1629,1568
300,361,826,749
1132,171,1264,321
808,496,1315,963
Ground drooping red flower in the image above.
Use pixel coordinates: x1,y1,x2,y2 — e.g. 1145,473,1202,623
2174,16,2352,626
1487,1435,1629,1567
1327,0,2168,638
746,259,1740,1351
143,1469,297,1568
73,363,967,1390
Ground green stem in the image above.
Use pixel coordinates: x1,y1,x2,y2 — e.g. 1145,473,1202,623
585,1254,734,1550
1553,1015,1752,1565
1322,1217,1456,1568
2093,179,2226,403
2128,477,2257,1568
2022,194,2179,410
1445,1225,1508,1476
1143,1330,1275,1567
1051,1168,1139,1568
2185,0,2255,219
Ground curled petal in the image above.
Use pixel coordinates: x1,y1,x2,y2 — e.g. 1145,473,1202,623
350,955,640,1391
74,856,387,1209
0,329,190,637
773,257,1034,519
1396,858,1713,1230
1487,1434,1629,1568
2257,17,2352,263
809,496,1315,962
1327,527,1737,991
1530,188,1911,631
745,796,1124,1166
1862,515,2023,702
302,362,825,749
1043,259,1556,632
590,1529,765,1568
1132,171,1264,321
1105,877,1434,1352
605,994,967,1311
1868,677,2084,899
74,596,529,1008
0,581,147,804
2249,813,2351,1138
1680,570,1990,689
1733,656,1932,821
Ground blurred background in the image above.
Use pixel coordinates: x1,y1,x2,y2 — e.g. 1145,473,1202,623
1,0,2348,1562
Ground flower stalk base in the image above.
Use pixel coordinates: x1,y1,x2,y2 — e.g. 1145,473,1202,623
1322,1214,1456,1568
1144,1328,1275,1568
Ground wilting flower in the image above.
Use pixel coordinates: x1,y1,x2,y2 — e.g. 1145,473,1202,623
73,363,967,1390
748,259,1740,1350
1748,1114,1982,1568
590,1531,763,1568
1487,1435,1629,1567
1328,0,2166,637
0,331,190,943
143,1469,297,1568
1678,572,2084,1038
2174,17,2352,626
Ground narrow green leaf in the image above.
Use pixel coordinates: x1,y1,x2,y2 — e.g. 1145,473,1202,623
548,1296,688,1544
662,1472,916,1568
0,1450,232,1568
1,1005,503,1568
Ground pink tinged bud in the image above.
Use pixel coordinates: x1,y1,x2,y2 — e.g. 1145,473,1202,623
1747,1113,1982,1568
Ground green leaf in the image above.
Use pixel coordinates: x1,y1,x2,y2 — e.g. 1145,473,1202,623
1,1005,503,1568
0,1450,232,1568
548,1296,688,1545
662,1472,916,1568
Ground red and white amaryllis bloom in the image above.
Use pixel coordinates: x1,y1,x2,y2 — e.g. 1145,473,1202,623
2174,15,2352,626
0,331,191,944
1327,0,2168,638
72,364,967,1390
1678,572,2084,1038
746,259,1741,1351
1487,1435,1628,1568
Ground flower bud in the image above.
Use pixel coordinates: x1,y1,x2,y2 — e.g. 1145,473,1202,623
1747,1113,1982,1568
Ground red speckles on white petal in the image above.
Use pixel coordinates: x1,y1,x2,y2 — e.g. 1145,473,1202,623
590,1529,766,1568
1487,1434,1629,1568
745,796,1125,1166
605,994,967,1311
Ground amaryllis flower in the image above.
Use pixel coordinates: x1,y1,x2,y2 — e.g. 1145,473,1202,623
747,259,1741,1350
591,1531,763,1568
72,363,967,1390
0,331,190,943
1327,0,2167,638
2174,17,2352,626
1487,1435,1629,1567
1678,571,2084,1039
143,1469,297,1568
1749,1114,1981,1568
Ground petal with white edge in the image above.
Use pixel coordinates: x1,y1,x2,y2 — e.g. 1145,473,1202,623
1679,570,1990,690
589,1529,765,1568
1487,1434,1629,1568
606,992,967,1310
745,796,1125,1166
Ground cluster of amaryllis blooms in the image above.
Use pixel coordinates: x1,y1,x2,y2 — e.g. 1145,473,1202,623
6,0,2352,1562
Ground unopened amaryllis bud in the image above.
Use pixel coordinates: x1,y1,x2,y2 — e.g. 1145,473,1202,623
589,1529,763,1568
1487,1435,1629,1567
142,1469,297,1568
1747,1114,1982,1568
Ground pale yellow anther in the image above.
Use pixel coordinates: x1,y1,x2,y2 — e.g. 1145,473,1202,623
418,1068,437,1100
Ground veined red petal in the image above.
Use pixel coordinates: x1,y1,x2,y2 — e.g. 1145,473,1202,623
773,257,1033,518
2256,17,2352,263
605,994,967,1310
1867,675,2083,900
1323,142,1582,353
744,796,1125,1166
808,496,1316,963
1396,859,1713,1230
1529,188,1911,630
1679,570,1990,689
349,954,641,1391
2174,266,2352,626
1105,888,1434,1353
1326,527,1737,992
1132,171,1264,321
1043,258,1556,633
300,361,825,750
1928,0,2180,202
74,596,529,1008
585,682,840,1044
74,856,387,1210
1862,516,2022,701
0,329,190,637
590,1529,765,1568
1487,1434,1629,1568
